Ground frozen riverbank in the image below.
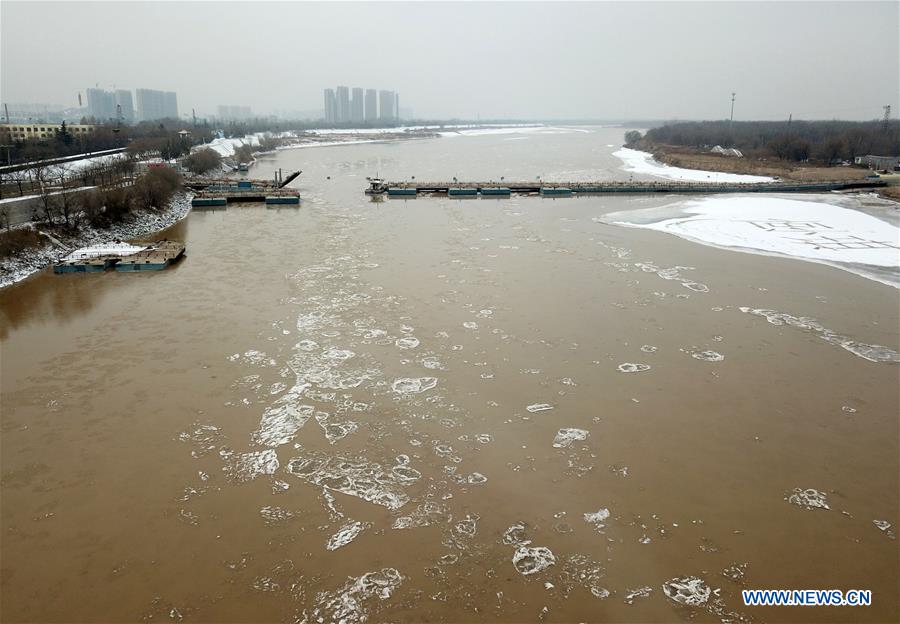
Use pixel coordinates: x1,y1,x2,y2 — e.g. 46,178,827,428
604,194,900,288
0,192,192,289
614,147,774,183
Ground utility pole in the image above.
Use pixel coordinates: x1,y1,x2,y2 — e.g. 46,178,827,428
787,113,792,134
883,105,891,133
729,92,736,129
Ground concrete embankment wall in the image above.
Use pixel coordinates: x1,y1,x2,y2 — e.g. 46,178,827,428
1,187,96,227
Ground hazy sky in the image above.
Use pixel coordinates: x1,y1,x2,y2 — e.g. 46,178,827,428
1,1,897,121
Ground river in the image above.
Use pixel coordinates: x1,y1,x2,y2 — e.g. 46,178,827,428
1,126,897,623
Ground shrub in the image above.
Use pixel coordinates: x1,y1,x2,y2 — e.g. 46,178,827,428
185,148,222,174
0,228,46,260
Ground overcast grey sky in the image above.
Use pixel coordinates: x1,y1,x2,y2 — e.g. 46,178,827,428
1,1,897,121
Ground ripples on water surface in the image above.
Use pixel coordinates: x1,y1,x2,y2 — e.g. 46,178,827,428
1,127,897,623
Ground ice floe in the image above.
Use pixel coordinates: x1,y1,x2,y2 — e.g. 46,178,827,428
662,576,712,606
300,568,403,624
526,403,554,413
326,521,371,551
287,453,417,510
617,363,651,373
512,546,556,576
740,307,900,363
553,428,589,448
607,196,900,287
786,487,830,510
224,450,279,483
391,377,438,394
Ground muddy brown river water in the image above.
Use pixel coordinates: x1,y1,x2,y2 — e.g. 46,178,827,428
1,127,898,623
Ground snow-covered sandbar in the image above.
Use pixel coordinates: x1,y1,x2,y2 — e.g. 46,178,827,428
613,147,774,183
604,195,900,288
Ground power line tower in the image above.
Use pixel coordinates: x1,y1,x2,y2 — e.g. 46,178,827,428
883,105,891,132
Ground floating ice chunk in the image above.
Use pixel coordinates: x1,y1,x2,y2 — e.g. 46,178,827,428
252,382,314,447
303,568,403,624
584,508,610,532
662,576,712,606
691,350,724,362
421,357,443,370
502,522,530,546
526,403,554,413
287,453,416,510
326,521,371,551
392,502,450,530
463,321,479,330
512,546,556,576
391,377,438,394
322,348,355,361
224,450,279,483
475,434,493,444
260,506,294,525
682,281,709,293
842,406,857,413
591,587,610,599
873,520,891,531
553,428,589,448
624,586,653,604
395,337,420,349
786,488,830,510
467,472,488,484
640,345,657,353
618,363,651,373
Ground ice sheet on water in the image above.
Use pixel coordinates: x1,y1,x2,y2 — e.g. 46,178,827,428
287,453,417,510
392,502,451,530
300,568,403,624
391,377,438,394
662,576,712,606
224,450,279,483
553,428,589,448
395,336,420,349
618,363,651,373
260,506,295,526
252,381,314,447
624,586,653,604
178,423,223,458
560,554,607,600
512,546,556,576
786,488,830,510
326,520,371,551
229,349,277,367
316,413,359,445
584,508,610,533
691,350,724,362
526,403,554,413
740,307,900,363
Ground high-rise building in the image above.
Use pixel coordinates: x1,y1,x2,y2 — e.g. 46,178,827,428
394,93,400,121
379,90,395,122
324,89,337,124
86,88,116,120
351,88,364,123
217,105,252,121
365,89,377,122
115,90,134,123
163,92,178,119
136,88,178,122
336,86,350,123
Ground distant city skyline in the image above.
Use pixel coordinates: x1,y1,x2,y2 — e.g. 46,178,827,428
325,85,399,124
2,2,896,122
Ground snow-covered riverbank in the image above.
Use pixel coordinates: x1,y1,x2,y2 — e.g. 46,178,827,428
0,192,193,289
614,147,774,183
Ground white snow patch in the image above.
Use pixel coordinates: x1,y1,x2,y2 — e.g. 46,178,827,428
608,196,900,287
613,148,773,183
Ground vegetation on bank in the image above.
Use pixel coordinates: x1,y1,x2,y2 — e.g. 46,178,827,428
0,167,183,254
184,149,223,175
628,120,900,164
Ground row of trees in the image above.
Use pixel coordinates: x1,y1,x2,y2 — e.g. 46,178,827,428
1,119,217,166
0,167,182,232
638,119,900,163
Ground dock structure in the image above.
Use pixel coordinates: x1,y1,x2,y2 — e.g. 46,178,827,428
54,240,185,274
365,178,886,197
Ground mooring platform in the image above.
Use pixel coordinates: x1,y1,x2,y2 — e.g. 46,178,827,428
54,240,185,274
365,178,886,197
